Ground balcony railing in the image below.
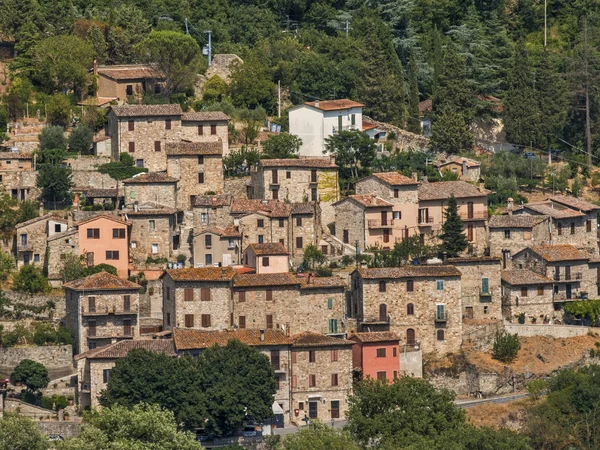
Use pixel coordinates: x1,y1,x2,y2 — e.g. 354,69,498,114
362,315,390,324
81,305,138,316
434,312,448,323
367,219,394,229
459,211,489,221
418,217,434,225
332,125,359,134
553,272,582,282
87,330,135,339
553,291,588,301
17,243,33,252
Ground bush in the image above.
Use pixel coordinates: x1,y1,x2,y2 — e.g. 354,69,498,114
526,379,547,401
492,331,521,363
12,265,51,294
20,390,37,405
40,396,53,410
68,125,93,154
38,125,66,152
316,267,333,277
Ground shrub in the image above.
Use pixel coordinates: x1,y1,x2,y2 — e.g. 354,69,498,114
316,267,333,277
492,331,521,363
40,396,53,410
12,265,51,294
526,379,547,400
20,390,37,405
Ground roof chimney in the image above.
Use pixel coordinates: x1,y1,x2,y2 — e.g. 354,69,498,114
314,100,319,108
93,59,98,78
39,201,44,217
67,212,73,229
329,154,335,165
307,273,312,284
260,329,265,342
507,197,514,215
412,172,418,182
462,159,468,176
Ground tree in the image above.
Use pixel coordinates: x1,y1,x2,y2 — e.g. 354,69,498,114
406,47,422,134
223,147,260,177
46,95,72,127
12,265,51,294
324,130,376,187
68,125,93,154
277,422,361,450
303,244,326,270
492,331,521,363
0,188,17,233
87,24,108,64
536,50,568,153
262,133,302,159
60,253,117,282
5,77,33,120
238,108,266,145
39,125,66,152
368,235,438,268
0,414,49,450
57,403,202,450
229,59,276,112
439,195,468,257
16,200,39,225
0,250,14,287
10,359,49,392
36,148,73,204
137,31,205,100
430,108,474,154
202,75,228,104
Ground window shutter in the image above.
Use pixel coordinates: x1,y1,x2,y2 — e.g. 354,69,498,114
481,277,489,293
327,298,333,309
266,290,273,301
184,288,193,302
201,288,211,301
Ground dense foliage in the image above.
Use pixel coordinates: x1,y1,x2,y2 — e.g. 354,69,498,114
439,195,468,257
492,331,521,363
10,359,49,392
0,414,49,450
12,265,51,294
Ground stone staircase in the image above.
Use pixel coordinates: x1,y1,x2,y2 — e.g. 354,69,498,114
322,233,356,257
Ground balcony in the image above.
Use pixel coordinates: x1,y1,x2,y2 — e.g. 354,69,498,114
553,291,588,302
434,312,448,324
362,315,390,325
87,330,134,339
368,219,393,229
553,272,582,282
459,211,489,221
17,242,33,252
332,125,359,134
81,305,138,316
480,289,492,301
418,217,434,225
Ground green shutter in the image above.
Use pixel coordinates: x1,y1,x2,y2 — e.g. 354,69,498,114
436,304,445,320
338,115,343,131
351,114,356,125
481,277,489,293
327,298,333,309
328,319,338,333
437,280,444,290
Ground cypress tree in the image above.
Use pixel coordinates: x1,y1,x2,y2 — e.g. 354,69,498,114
407,46,421,134
536,50,568,153
439,195,469,257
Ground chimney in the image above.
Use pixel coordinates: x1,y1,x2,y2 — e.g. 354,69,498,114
314,100,320,108
507,197,514,215
307,273,312,284
462,159,468,176
221,267,227,278
67,212,73,229
133,201,139,212
411,172,418,182
39,201,44,216
260,329,265,342
442,252,448,264
93,59,98,78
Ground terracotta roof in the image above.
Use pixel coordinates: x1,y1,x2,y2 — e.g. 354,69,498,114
435,157,481,169
304,99,364,111
489,214,549,228
356,266,462,279
193,194,232,208
122,202,179,216
233,272,300,288
418,181,488,201
0,153,32,160
122,172,178,184
530,245,590,262
231,199,291,217
173,328,291,350
165,141,223,156
550,195,599,212
76,214,127,226
501,269,553,286
290,332,353,347
194,226,241,238
16,214,56,229
371,172,418,186
300,276,346,290
47,229,77,242
339,195,392,208
447,256,501,263
76,188,118,198
247,242,288,256
521,202,585,219
110,104,182,118
181,111,229,121
349,331,400,343
97,64,164,81
75,339,175,360
259,158,338,169
63,271,141,291
163,267,236,282
78,97,117,107
290,202,315,215
418,99,432,113
362,120,377,131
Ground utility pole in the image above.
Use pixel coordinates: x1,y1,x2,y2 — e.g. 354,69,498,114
544,0,547,48
277,80,281,118
583,18,593,173
345,20,349,37
204,30,212,67
185,18,189,34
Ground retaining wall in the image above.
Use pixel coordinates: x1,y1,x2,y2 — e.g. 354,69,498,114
0,345,73,379
504,324,591,339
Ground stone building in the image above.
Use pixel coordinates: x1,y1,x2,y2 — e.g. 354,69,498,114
14,214,68,270
166,141,224,210
122,173,178,209
95,64,166,102
107,105,228,172
349,332,401,383
192,194,233,230
350,265,463,356
173,327,293,425
243,243,290,274
161,267,237,331
489,214,551,263
47,229,79,284
192,226,241,267
75,339,175,409
0,153,38,201
64,271,142,354
433,157,481,182
448,257,502,321
289,332,353,424
501,269,555,322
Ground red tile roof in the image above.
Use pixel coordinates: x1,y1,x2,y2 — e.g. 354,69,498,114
63,271,141,291
299,276,346,290
356,265,462,279
194,226,241,238
163,267,236,282
362,120,377,131
501,269,553,286
259,158,338,168
231,199,291,217
173,328,291,350
489,215,549,228
550,195,599,213
529,245,590,262
339,195,392,208
121,202,180,216
165,141,223,156
233,272,300,288
349,332,400,343
75,339,175,360
418,181,488,201
447,256,501,264
193,194,232,208
290,332,353,347
247,242,288,256
371,172,418,186
110,104,183,118
304,99,364,111
76,214,127,227
97,64,164,81
520,202,585,219
122,172,178,184
16,214,62,229
181,111,229,121
418,99,432,113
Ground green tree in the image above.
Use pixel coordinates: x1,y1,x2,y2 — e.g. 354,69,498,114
229,59,276,112
137,31,205,100
15,200,39,225
431,108,474,154
223,147,260,177
439,195,468,257
0,414,49,450
202,75,228,104
12,265,51,294
87,24,108,65
302,244,326,270
38,125,66,152
10,359,49,392
0,250,15,287
492,331,521,363
5,77,33,121
98,152,148,194
0,188,17,233
536,50,568,153
368,235,438,268
262,133,302,159
277,422,361,450
60,253,117,282
57,403,203,450
36,148,73,204
324,130,376,186
406,47,422,134
68,125,93,154
46,95,72,127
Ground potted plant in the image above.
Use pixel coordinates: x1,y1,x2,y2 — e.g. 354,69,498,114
517,313,525,324
67,395,74,406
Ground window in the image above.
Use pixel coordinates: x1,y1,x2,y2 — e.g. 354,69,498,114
343,230,349,244
198,125,204,135
291,375,297,389
587,220,593,232
311,170,317,183
87,252,94,267
198,155,204,165
467,224,474,241
88,320,96,337
437,280,444,290
467,202,474,219
393,347,397,357
154,141,161,152
291,351,297,364
537,286,544,296
266,289,273,301
311,188,318,201
331,349,338,362
309,375,316,387
185,314,194,327
165,119,171,130
407,280,414,292
123,295,130,312
379,303,387,322
394,189,399,198
377,371,387,381
103,369,111,384
228,238,235,249
296,237,303,249
521,287,528,297
271,350,280,370
201,314,211,328
136,159,143,167
331,374,338,386
200,212,208,224
309,350,316,363
239,316,246,328
154,83,161,94
484,306,488,314
149,220,156,231
184,288,194,302
54,224,61,233
257,219,264,228
296,216,303,226
266,314,273,329
327,298,333,309
481,277,489,294
393,211,401,220
309,401,318,418
272,169,278,184
166,313,171,326
504,230,511,239
275,377,280,391
128,141,135,153
406,328,416,346
34,254,40,262
376,348,387,358
524,230,531,240
272,188,279,200
87,228,100,239
407,303,414,315
128,119,134,130
262,257,270,267
557,223,562,235
331,400,340,419
379,281,386,292
106,250,119,260
210,124,217,135
198,172,205,184
351,113,356,125
278,218,285,228
279,239,285,245
239,291,246,302
151,243,159,254
201,288,211,301
437,329,445,341
570,222,576,235
23,253,30,265
205,235,212,248
328,319,338,333
393,371,398,379
286,171,291,179
205,254,212,265
258,235,264,243
88,296,96,313
112,228,125,239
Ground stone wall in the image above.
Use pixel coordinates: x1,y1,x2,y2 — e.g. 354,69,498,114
47,236,79,282
504,324,591,338
362,115,430,152
67,156,116,190
224,177,249,200
462,321,504,351
399,347,423,378
4,398,56,419
3,291,66,320
501,283,556,322
451,259,502,321
0,345,73,379
489,221,551,259
37,420,81,438
128,215,173,264
15,217,48,271
334,200,366,250
123,181,177,209
167,154,223,210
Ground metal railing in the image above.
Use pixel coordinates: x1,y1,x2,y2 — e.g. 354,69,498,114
367,219,394,228
418,217,434,224
459,211,489,220
81,305,138,316
553,272,582,281
434,312,448,323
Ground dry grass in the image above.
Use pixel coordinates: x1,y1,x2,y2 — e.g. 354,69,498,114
466,398,532,431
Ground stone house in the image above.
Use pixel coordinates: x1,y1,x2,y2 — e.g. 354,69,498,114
417,181,489,255
95,64,166,102
192,226,241,267
448,257,502,321
433,157,481,182
501,269,555,322
122,173,178,209
192,194,233,230
349,331,401,383
161,267,237,331
243,243,290,274
107,105,229,172
77,215,130,278
489,214,551,263
289,332,353,424
14,214,68,270
64,271,142,354
0,153,38,201
75,339,175,409
47,229,79,284
173,327,292,425
349,265,463,356
166,141,224,210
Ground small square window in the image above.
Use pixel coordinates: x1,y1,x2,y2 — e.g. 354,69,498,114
436,280,444,291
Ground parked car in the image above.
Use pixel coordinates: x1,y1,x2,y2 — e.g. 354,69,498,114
551,149,563,161
524,151,536,159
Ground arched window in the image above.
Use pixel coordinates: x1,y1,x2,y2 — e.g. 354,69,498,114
379,304,387,322
407,303,414,315
379,281,386,292
437,329,445,341
406,328,416,346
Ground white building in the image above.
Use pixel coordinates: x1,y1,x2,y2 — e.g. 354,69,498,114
289,99,380,157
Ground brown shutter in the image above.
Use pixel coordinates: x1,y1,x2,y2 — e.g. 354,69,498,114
201,314,211,327
128,142,135,153
201,288,211,301
239,316,246,328
266,314,273,329
266,290,273,301
239,291,246,302
185,314,194,327
184,288,194,301
128,120,134,131
198,125,204,135
165,119,171,130
154,141,161,152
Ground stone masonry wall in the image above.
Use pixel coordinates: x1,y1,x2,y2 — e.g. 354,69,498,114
254,167,339,205
0,345,73,379
47,235,79,282
128,215,173,264
167,154,223,210
123,182,177,208
451,260,502,321
16,218,48,270
489,222,551,259
501,283,555,322
334,201,365,250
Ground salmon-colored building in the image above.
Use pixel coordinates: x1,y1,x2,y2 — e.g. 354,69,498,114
349,331,401,382
77,215,130,278
243,243,290,274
